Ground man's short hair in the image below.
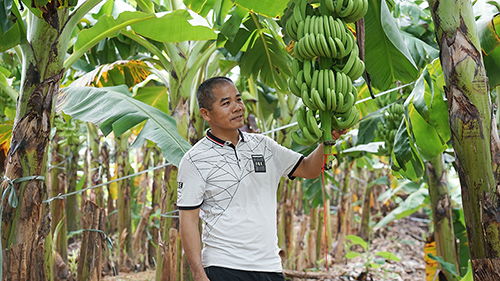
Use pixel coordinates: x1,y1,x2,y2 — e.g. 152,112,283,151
197,76,234,110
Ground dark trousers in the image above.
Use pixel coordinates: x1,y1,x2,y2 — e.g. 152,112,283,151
204,266,286,281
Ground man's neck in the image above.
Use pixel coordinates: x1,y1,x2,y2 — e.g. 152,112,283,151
208,129,240,146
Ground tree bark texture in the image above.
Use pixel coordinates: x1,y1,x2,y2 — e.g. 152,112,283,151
427,154,460,280
149,147,162,267
334,168,352,263
428,0,500,278
156,165,178,281
87,123,103,207
76,200,104,281
1,5,71,276
115,133,134,270
49,133,68,263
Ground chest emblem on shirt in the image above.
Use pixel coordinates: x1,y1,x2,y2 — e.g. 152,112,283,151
251,154,266,173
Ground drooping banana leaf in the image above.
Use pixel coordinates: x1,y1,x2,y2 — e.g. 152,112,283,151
56,85,191,167
405,59,450,161
365,0,419,90
392,117,425,181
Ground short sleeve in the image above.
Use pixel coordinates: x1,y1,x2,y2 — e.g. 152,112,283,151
177,155,205,209
264,136,303,179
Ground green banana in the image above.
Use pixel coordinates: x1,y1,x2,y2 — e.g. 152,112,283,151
302,126,319,143
339,92,355,113
297,69,305,88
323,69,330,100
292,130,316,146
304,60,313,87
297,20,305,39
335,71,343,94
326,87,332,110
344,31,355,55
304,15,312,34
337,107,360,129
309,33,322,57
311,70,319,91
323,15,332,39
335,92,344,112
341,47,357,76
307,108,323,138
301,87,317,110
317,33,332,57
330,87,337,111
297,106,309,129
288,77,302,97
335,0,345,14
329,16,337,38
311,88,326,111
293,2,303,23
339,0,355,18
317,69,324,98
302,34,316,58
328,69,336,93
325,0,335,13
334,37,346,58
327,36,338,58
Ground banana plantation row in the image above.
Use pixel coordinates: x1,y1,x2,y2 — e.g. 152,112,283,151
1,0,500,280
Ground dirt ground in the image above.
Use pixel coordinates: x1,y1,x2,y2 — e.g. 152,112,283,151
102,217,429,281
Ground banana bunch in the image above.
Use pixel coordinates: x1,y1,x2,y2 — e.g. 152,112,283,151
325,0,369,23
285,0,318,42
283,0,366,166
289,59,358,113
294,15,357,61
375,103,404,155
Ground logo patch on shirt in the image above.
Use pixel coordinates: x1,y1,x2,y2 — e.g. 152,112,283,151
252,154,266,173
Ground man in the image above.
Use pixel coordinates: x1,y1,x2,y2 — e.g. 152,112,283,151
177,77,345,281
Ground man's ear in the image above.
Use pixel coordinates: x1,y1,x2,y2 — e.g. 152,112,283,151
200,108,210,122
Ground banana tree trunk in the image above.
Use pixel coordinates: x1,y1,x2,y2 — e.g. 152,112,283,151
87,123,103,207
334,164,352,263
427,0,500,278
1,7,71,279
49,133,68,263
155,164,179,281
149,147,162,266
427,154,460,280
115,133,134,270
66,135,80,234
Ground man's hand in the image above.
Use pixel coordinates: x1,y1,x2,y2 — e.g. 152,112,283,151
331,129,348,141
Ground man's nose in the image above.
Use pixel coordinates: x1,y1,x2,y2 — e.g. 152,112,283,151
232,102,244,112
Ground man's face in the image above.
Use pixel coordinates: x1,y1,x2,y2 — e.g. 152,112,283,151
202,82,246,132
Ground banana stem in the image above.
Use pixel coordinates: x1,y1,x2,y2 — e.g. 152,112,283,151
320,110,335,169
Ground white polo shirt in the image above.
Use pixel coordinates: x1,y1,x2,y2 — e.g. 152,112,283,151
177,130,303,272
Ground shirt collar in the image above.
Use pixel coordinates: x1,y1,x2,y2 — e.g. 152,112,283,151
206,129,245,146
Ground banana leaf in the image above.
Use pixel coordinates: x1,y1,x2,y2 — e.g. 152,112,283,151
183,0,233,28
405,60,450,161
474,0,500,87
392,117,425,181
232,0,288,18
227,15,292,90
0,0,25,52
365,0,419,90
56,85,191,167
